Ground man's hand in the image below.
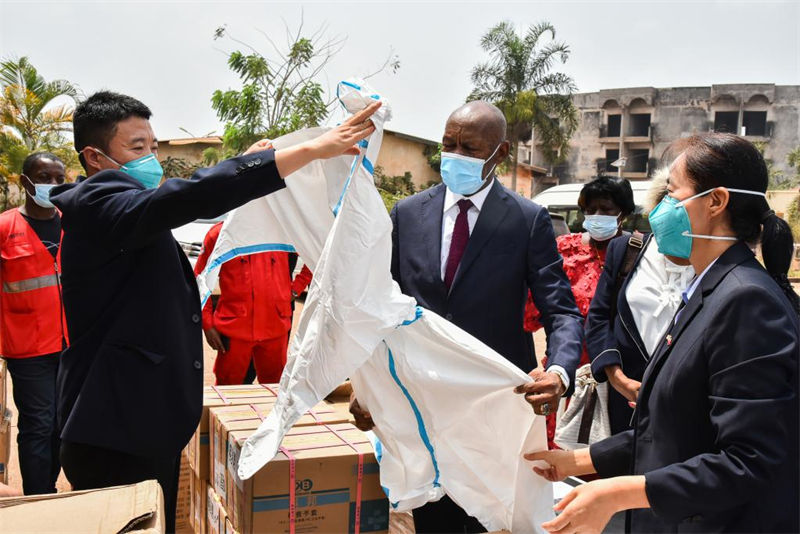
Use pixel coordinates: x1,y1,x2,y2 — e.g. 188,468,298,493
274,100,381,178
306,101,381,159
349,392,375,432
204,328,226,353
515,368,566,416
605,365,641,403
244,139,273,155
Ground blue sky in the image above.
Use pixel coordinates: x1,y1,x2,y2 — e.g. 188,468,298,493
1,0,797,142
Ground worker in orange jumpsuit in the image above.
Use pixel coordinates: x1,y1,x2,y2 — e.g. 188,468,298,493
193,222,312,384
0,152,68,495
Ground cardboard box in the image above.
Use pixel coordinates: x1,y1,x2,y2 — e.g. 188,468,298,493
188,385,280,480
0,413,10,485
209,400,353,510
0,358,6,414
190,472,207,534
175,452,192,532
226,422,389,534
0,479,164,533
207,485,230,534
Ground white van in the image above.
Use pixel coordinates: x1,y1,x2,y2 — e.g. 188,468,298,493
533,180,654,234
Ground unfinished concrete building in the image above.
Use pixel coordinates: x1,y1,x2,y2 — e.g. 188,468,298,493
522,84,800,192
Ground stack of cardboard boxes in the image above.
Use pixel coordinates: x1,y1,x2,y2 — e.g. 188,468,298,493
188,382,387,534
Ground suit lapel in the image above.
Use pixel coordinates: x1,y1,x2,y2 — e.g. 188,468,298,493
420,185,446,284
638,242,755,399
449,180,510,294
618,234,654,361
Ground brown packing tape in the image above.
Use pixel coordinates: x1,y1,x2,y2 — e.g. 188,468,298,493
188,385,280,480
226,423,389,534
0,480,164,533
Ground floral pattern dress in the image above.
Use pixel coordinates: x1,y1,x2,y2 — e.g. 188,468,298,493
524,232,607,448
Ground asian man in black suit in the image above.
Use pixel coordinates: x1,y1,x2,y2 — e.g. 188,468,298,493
50,91,380,531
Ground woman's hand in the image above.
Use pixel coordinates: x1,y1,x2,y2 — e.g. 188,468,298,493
605,365,641,403
524,448,596,481
541,476,649,534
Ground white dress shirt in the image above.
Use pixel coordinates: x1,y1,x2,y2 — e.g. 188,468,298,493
440,180,570,392
625,238,696,356
440,179,494,280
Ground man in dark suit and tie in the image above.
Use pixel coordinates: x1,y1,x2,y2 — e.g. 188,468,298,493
352,101,583,532
49,91,380,532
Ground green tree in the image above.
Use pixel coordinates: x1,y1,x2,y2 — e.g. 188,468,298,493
210,21,399,153
469,21,578,193
0,56,80,210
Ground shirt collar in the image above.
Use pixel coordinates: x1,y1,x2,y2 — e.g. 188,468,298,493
443,178,494,214
683,258,718,304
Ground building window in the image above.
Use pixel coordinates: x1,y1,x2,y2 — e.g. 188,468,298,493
628,149,649,173
607,114,621,137
714,111,738,133
629,114,651,137
605,149,619,172
742,111,767,136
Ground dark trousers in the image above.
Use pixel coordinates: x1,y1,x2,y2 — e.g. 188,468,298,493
60,441,180,533
413,495,486,533
5,353,60,495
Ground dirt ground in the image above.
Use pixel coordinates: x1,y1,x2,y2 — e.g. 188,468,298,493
4,301,548,534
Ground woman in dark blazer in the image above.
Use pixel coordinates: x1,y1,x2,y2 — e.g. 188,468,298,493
527,133,799,533
585,171,694,435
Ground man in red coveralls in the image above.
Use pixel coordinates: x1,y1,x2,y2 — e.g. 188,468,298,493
194,222,312,384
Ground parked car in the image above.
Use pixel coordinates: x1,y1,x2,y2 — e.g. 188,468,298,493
171,214,228,268
533,180,654,234
550,213,570,237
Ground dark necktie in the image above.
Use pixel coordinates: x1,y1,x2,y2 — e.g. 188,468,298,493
444,198,473,289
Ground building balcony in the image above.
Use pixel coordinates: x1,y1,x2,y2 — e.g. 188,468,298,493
598,124,656,144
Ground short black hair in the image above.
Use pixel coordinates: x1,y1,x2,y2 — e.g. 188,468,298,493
73,91,152,169
22,151,63,176
578,176,635,216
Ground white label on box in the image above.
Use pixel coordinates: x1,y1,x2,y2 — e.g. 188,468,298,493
214,458,227,502
227,435,244,490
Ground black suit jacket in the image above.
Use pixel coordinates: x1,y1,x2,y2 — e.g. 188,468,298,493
50,151,285,457
390,181,583,387
586,234,655,434
591,242,799,532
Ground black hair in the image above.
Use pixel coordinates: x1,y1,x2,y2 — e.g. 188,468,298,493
674,132,799,314
22,152,64,177
73,91,152,170
578,175,635,216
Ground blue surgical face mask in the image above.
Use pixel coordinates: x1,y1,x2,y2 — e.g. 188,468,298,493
648,187,767,259
93,149,164,189
582,214,620,241
23,175,56,208
440,144,501,196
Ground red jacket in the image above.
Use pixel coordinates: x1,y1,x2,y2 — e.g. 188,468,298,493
193,222,312,341
0,208,67,358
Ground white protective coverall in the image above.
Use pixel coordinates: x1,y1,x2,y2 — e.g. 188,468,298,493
196,80,554,533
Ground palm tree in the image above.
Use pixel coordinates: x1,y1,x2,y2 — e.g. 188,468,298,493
0,56,80,209
470,21,578,193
